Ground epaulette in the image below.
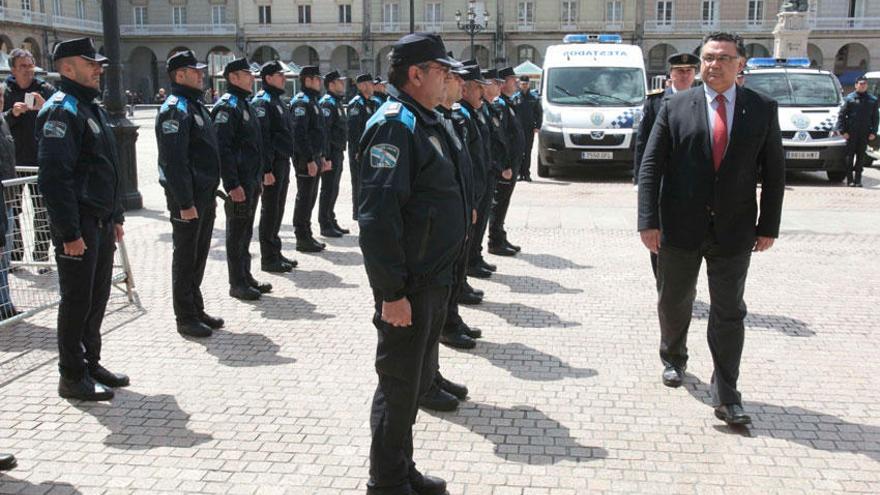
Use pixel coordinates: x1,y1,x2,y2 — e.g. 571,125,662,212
160,94,187,114
364,101,416,134
530,89,539,98
41,91,77,116
254,90,271,102
349,95,363,106
319,94,336,105
218,93,238,107
455,103,471,120
494,97,506,107
294,92,309,103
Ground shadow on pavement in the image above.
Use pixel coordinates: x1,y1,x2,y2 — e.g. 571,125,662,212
482,273,582,295
190,328,296,367
124,207,167,222
0,477,83,494
514,253,592,270
469,301,579,329
692,300,815,337
308,250,364,266
461,341,597,381
254,295,334,321
73,389,213,450
544,168,632,184
425,403,608,464
317,235,361,248
0,322,55,353
684,375,880,462
291,269,358,290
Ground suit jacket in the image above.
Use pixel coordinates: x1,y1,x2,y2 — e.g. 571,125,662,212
634,87,672,179
637,85,785,255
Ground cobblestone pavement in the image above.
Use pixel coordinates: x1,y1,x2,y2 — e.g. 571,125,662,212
1,110,879,494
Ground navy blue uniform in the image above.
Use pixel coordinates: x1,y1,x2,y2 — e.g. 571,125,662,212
462,99,496,268
210,86,265,289
318,92,347,229
156,83,221,323
347,93,377,220
36,78,123,381
513,88,542,179
252,84,295,264
290,88,327,239
837,90,879,185
489,93,525,248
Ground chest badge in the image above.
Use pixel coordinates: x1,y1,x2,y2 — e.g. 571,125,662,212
87,118,101,135
428,135,445,157
243,110,250,121
194,114,204,127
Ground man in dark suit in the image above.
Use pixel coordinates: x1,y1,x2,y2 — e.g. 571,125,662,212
638,32,785,426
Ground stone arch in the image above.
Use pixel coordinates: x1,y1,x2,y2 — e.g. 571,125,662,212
206,46,234,78
807,43,823,69
835,42,869,74
375,45,394,79
744,43,770,59
252,45,280,65
515,44,541,66
0,35,13,69
461,44,490,68
330,45,360,75
128,46,158,102
647,43,677,76
291,45,318,67
21,37,41,66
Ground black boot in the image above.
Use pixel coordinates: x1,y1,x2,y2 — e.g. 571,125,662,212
279,255,299,268
0,453,16,471
178,319,213,338
199,312,225,329
88,364,130,388
437,375,468,400
418,386,459,412
248,278,273,294
58,375,114,401
332,221,350,234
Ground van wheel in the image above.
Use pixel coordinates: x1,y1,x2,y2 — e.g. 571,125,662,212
826,171,846,183
537,157,550,178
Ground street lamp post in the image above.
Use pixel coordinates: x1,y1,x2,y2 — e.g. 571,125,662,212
456,0,489,62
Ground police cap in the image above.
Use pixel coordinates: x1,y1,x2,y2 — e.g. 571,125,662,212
223,57,255,78
324,70,344,86
667,52,700,69
498,67,517,79
53,37,108,64
448,52,469,75
390,33,462,69
259,60,285,78
461,65,489,85
355,73,373,84
482,68,499,81
299,65,321,78
167,50,207,73
519,75,530,82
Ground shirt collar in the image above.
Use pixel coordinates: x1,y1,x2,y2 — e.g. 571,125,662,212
704,83,736,103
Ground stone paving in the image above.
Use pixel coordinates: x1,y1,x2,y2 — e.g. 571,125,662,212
1,109,879,494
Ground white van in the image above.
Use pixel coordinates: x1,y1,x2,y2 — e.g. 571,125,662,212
538,34,647,177
865,71,880,162
742,58,848,182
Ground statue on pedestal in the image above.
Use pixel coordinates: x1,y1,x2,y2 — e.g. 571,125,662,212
780,0,809,13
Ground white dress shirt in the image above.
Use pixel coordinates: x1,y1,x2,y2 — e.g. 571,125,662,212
704,83,736,141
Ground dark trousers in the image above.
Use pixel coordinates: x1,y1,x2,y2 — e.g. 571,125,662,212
369,286,450,491
292,161,320,237
167,193,216,323
318,149,345,228
489,174,517,246
444,236,471,336
349,148,361,221
520,131,535,179
845,137,870,184
12,181,51,262
656,228,752,406
225,183,260,288
259,158,291,264
470,176,497,265
54,215,115,380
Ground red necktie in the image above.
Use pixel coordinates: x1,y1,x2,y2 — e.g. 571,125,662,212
712,94,728,171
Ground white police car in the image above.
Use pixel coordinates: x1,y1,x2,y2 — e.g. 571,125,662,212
742,57,848,182
865,71,880,163
538,34,647,177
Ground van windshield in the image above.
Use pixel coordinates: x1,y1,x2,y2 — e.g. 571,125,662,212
744,72,841,106
868,78,880,99
546,67,645,106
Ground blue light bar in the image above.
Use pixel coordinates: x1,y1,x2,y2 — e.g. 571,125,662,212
563,34,588,43
563,33,623,44
747,57,812,68
598,34,623,44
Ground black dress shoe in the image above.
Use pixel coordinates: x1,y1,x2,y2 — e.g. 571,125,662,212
488,244,517,256
88,364,130,388
440,332,476,349
279,255,298,268
409,469,447,495
460,324,482,339
661,365,684,388
296,237,325,252
467,265,492,279
462,281,483,297
479,260,497,272
58,375,114,401
504,240,521,252
457,290,482,306
230,285,261,300
262,260,293,273
199,312,224,329
715,404,752,425
248,279,272,294
438,376,468,400
0,453,16,471
419,387,459,412
178,320,213,338
333,222,350,234
320,226,343,238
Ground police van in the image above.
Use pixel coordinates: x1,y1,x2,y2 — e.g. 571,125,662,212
741,57,848,182
538,34,647,177
865,71,880,162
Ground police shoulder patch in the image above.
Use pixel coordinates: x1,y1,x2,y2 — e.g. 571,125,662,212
370,143,400,169
294,107,306,117
214,111,229,124
162,119,180,134
323,108,331,117
349,106,360,116
166,95,179,105
43,120,68,138
384,102,402,117
256,106,267,118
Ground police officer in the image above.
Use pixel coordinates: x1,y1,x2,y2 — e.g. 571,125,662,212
291,65,329,252
37,38,128,401
156,50,224,338
513,75,542,182
252,61,297,273
318,70,348,237
211,58,272,300
372,78,389,105
358,33,465,495
488,66,526,257
347,73,378,221
837,76,879,187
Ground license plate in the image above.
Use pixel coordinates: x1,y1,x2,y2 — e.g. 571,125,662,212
786,151,819,160
581,151,613,160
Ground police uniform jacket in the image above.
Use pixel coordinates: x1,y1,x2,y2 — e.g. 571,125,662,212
454,101,489,208
635,87,673,172
210,86,265,192
442,104,476,212
836,91,879,136
372,93,388,106
36,77,123,242
2,75,55,166
252,83,295,164
0,117,14,243
493,94,526,174
319,92,348,155
483,99,508,175
358,88,468,302
155,83,221,209
514,88,542,133
347,92,377,153
291,87,327,166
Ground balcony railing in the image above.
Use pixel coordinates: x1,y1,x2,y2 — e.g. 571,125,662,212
505,20,635,32
0,6,50,26
810,17,880,30
120,23,237,36
52,15,103,33
0,6,104,33
644,19,774,33
243,22,362,35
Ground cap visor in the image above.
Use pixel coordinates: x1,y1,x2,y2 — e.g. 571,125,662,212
435,56,463,69
82,54,109,64
190,62,208,70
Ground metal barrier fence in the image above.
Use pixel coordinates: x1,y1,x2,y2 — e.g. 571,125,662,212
0,167,137,327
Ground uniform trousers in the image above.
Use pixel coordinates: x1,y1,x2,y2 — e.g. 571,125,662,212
845,136,871,184
167,192,216,323
349,148,361,221
259,158,291,264
520,131,535,179
489,173,517,246
318,149,345,228
470,176,497,265
225,182,260,288
292,160,320,237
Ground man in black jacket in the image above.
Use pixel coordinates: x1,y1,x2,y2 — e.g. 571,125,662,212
358,33,465,495
291,66,328,252
638,32,785,426
0,90,16,470
211,58,272,301
837,76,879,187
318,70,349,237
514,75,542,181
347,74,377,222
37,38,130,401
155,50,224,338
253,61,297,273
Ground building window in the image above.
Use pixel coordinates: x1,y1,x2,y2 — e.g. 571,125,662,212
656,1,672,26
518,1,535,25
53,0,62,15
172,6,186,26
298,5,311,24
425,2,441,27
747,0,764,24
259,5,271,25
518,45,536,64
383,2,399,28
133,6,147,26
701,0,718,25
212,5,226,25
75,0,85,19
606,1,623,24
20,0,30,11
339,3,352,23
561,1,577,26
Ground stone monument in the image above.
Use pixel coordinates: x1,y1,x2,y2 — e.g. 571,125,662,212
773,1,811,59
